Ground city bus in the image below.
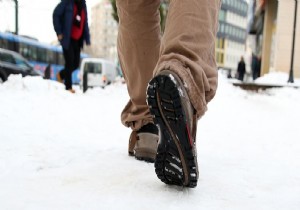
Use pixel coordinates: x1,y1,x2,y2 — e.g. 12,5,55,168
0,31,88,83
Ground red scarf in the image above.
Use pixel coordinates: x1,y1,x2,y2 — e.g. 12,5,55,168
71,4,86,40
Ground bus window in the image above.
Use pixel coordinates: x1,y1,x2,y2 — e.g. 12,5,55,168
47,50,55,64
58,53,64,65
19,42,30,59
29,45,37,61
3,40,16,51
37,47,47,63
0,38,9,49
1,39,17,52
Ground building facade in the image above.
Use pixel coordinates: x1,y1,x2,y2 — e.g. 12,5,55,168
216,0,249,73
84,0,118,62
249,0,300,78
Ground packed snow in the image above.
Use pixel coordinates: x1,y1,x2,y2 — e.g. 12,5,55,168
0,73,299,210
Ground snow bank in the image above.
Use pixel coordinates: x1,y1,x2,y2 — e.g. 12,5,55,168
254,72,300,86
0,75,65,93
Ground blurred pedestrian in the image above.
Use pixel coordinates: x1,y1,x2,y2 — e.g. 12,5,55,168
227,69,232,79
44,64,51,80
257,56,261,78
237,56,246,81
53,0,90,93
117,0,221,188
251,53,260,81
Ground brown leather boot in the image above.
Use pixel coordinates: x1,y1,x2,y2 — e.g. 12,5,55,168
147,70,198,188
128,123,158,163
68,89,76,94
56,72,63,83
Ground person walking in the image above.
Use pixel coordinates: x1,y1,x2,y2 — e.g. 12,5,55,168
251,53,258,80
117,0,220,188
53,0,90,93
237,56,246,82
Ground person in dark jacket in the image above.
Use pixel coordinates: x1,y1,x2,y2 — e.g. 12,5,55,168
53,0,90,93
237,56,246,81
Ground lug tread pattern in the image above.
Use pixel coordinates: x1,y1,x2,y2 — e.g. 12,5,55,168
147,75,198,188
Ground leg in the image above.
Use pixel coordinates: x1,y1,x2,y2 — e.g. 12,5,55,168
71,39,81,86
117,0,161,162
147,0,221,187
117,0,161,131
72,40,81,71
63,42,75,90
155,0,221,118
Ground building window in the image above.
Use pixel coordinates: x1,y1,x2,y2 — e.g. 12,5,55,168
216,38,225,49
219,23,225,33
219,10,226,21
225,25,229,34
221,53,224,64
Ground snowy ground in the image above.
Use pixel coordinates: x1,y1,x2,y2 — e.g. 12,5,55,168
0,73,299,210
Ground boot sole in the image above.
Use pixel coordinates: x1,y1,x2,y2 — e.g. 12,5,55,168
147,75,198,188
135,150,156,163
135,156,155,163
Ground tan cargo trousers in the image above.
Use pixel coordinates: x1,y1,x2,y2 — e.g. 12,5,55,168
117,0,221,131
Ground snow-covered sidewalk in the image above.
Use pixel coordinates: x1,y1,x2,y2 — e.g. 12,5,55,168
0,74,299,210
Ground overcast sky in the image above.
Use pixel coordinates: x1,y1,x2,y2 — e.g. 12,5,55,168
0,0,101,43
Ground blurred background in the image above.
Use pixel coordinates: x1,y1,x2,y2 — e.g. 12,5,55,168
0,0,299,84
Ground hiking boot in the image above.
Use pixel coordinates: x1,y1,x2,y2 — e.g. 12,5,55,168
146,70,198,188
128,123,159,163
56,72,63,83
68,89,76,94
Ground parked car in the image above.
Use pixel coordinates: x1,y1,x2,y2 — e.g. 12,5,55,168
0,48,42,83
79,58,119,91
